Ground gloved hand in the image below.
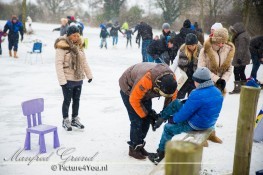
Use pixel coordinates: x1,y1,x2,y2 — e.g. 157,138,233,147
148,109,159,131
88,79,92,83
181,99,187,104
61,83,68,88
153,117,165,130
237,59,242,65
70,45,79,53
21,35,24,42
216,78,226,91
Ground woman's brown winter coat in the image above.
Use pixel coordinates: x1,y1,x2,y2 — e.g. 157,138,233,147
55,36,93,85
198,39,235,83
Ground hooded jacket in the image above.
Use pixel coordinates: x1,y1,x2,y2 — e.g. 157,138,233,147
119,63,177,118
230,23,251,66
55,36,93,85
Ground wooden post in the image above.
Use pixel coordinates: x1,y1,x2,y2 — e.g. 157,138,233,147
233,86,261,175
165,141,203,175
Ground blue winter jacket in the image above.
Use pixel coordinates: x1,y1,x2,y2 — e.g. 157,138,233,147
4,20,23,39
173,85,223,130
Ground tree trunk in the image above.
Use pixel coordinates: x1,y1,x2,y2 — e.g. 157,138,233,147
22,0,27,32
199,0,204,30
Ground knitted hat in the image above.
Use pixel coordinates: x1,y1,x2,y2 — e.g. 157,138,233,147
162,23,170,30
185,33,198,45
211,28,229,44
66,25,80,36
211,23,223,30
183,19,191,28
192,67,211,83
156,73,177,96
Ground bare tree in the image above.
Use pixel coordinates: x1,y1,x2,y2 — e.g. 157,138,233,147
103,0,126,20
156,0,191,25
22,0,26,32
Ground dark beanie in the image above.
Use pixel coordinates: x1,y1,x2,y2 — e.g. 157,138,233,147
192,67,211,83
156,74,177,95
183,19,191,28
66,25,80,36
185,33,198,45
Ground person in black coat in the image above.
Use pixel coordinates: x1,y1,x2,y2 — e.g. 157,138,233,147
249,36,263,84
110,22,123,47
147,37,176,65
133,22,153,62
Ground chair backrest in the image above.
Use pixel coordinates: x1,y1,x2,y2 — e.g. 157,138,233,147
32,42,42,53
21,98,44,128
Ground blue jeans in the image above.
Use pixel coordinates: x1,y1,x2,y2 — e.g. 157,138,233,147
250,52,260,80
112,36,118,45
142,40,152,62
61,85,82,119
120,90,152,147
159,122,194,151
100,38,107,48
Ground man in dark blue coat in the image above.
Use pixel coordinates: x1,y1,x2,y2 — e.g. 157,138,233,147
148,67,224,164
4,15,24,58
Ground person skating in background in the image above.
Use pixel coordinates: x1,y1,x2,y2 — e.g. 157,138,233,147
121,21,129,30
110,21,124,47
160,23,176,44
249,36,263,87
119,63,178,160
99,24,109,49
125,28,133,48
53,18,69,36
55,25,93,131
194,22,204,45
173,19,196,52
229,22,251,94
177,33,203,99
147,37,176,64
3,15,24,58
133,21,153,62
210,22,223,37
198,28,235,95
0,26,6,55
148,67,223,164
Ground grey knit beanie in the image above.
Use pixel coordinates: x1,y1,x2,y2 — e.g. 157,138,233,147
162,23,170,30
192,67,211,83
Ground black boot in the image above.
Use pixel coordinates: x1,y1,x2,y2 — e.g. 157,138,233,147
129,144,146,160
148,149,165,165
140,141,148,156
229,81,241,94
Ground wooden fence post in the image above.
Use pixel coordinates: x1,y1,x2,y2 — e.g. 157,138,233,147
165,141,203,175
233,86,261,175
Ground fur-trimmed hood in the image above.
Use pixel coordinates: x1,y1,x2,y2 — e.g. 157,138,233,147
54,36,85,50
203,38,235,75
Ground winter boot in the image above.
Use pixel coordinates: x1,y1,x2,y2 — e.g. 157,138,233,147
229,81,241,94
63,118,72,131
140,141,148,156
148,149,165,165
9,50,12,57
129,144,146,160
71,117,85,129
208,130,223,144
14,51,18,58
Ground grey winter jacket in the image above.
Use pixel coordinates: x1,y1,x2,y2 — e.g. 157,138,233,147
230,23,251,66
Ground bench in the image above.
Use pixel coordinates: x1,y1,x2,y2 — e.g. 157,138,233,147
149,129,214,175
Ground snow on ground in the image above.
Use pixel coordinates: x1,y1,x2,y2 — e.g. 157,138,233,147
0,20,262,175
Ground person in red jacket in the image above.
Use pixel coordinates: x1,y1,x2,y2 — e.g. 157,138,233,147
119,63,178,160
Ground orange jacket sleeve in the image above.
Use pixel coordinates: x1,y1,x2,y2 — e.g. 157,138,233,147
129,72,153,118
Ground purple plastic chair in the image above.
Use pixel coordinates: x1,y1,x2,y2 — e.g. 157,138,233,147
21,98,60,153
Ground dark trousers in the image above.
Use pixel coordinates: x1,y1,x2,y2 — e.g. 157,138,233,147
61,85,82,119
177,79,195,99
0,42,2,55
251,52,261,80
120,90,152,147
8,37,18,51
126,38,132,47
234,66,246,81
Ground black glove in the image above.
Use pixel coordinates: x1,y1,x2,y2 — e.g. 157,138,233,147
21,35,24,42
148,109,159,131
237,59,242,65
181,99,187,104
153,117,165,130
88,79,92,83
216,78,226,91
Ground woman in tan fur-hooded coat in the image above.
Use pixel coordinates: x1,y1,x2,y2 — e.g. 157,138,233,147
198,28,235,94
54,25,93,131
